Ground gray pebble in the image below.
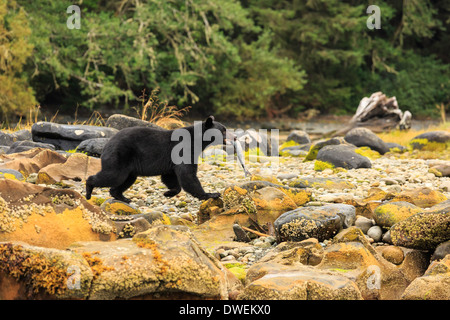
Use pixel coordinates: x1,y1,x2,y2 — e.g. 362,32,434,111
367,225,383,242
355,216,374,234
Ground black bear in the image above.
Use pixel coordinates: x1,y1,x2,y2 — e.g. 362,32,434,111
85,116,235,203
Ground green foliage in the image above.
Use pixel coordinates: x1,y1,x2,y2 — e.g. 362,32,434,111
0,0,37,121
0,0,448,121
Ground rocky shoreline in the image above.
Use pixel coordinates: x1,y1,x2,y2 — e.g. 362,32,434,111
0,115,449,300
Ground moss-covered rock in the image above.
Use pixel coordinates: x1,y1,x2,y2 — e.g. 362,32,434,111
373,201,423,228
391,187,447,208
304,137,348,161
288,176,355,190
316,144,372,170
250,187,297,226
0,242,93,299
390,204,450,250
354,147,381,160
344,127,390,154
222,182,311,229
318,227,428,300
409,131,450,151
101,198,141,216
313,160,335,171
198,197,224,224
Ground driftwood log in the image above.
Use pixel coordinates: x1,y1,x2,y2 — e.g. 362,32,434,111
334,92,411,136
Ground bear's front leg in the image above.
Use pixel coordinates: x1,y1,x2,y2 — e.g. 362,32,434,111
174,165,220,200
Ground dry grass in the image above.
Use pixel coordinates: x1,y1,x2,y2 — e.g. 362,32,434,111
376,122,450,147
133,88,191,129
2,88,191,132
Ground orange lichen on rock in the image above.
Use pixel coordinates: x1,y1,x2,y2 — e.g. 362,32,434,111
0,207,114,249
82,252,115,280
0,243,68,296
280,188,311,206
133,237,170,274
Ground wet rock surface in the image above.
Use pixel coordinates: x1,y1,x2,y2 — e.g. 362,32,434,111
0,123,449,300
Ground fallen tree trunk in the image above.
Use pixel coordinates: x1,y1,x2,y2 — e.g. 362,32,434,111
334,92,411,136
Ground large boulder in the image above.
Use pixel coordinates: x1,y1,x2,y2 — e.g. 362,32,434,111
344,127,390,154
390,202,450,250
409,131,450,150
317,227,429,300
223,181,311,216
316,144,372,170
0,149,67,178
7,140,55,154
32,122,118,151
70,225,238,299
304,137,348,161
239,263,362,300
222,182,311,231
286,130,311,145
373,201,423,229
401,255,450,300
0,242,94,299
0,225,240,300
0,129,32,147
36,153,101,184
274,204,356,242
105,114,163,131
76,138,110,157
0,168,24,181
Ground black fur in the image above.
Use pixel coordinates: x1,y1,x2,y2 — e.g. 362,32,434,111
85,116,231,203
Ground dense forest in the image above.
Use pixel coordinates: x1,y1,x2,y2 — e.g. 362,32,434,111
0,0,449,123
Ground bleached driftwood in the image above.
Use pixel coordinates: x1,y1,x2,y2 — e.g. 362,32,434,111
334,92,411,136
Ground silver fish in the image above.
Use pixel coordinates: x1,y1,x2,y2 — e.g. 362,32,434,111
233,140,252,177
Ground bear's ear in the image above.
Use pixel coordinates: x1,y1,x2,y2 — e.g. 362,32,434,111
205,115,214,128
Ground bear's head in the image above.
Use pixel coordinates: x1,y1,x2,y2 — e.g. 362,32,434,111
203,115,236,147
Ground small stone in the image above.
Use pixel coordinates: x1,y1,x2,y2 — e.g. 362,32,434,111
233,224,251,242
354,216,374,234
221,255,237,262
381,246,405,265
431,240,450,261
176,200,187,208
367,225,383,242
383,178,398,185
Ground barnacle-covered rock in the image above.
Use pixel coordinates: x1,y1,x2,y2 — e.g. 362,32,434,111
0,242,93,299
70,225,239,299
274,204,356,242
0,179,115,249
390,203,450,250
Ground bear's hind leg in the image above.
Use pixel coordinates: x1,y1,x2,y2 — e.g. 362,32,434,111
110,174,137,203
85,170,129,200
161,173,181,198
